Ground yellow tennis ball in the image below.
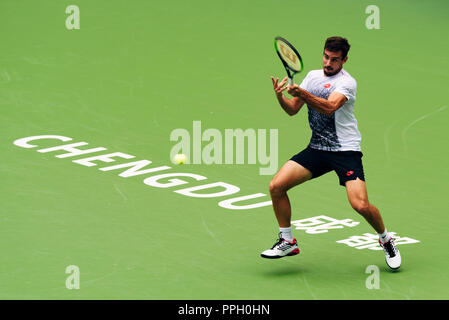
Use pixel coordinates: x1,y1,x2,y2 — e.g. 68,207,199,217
173,153,187,165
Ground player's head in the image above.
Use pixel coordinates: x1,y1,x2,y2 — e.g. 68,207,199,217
323,36,350,76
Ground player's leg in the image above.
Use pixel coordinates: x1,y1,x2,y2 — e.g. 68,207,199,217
330,151,386,234
332,151,401,269
345,178,401,270
345,178,385,233
261,160,312,259
268,160,313,228
337,151,401,271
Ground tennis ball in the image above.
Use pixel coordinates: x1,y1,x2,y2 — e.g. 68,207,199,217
173,153,187,165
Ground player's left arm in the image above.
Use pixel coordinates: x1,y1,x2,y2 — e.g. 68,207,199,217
287,85,347,116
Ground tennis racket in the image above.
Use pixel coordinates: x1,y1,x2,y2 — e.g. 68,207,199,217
274,36,304,85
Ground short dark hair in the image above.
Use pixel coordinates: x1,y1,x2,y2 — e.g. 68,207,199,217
324,36,350,59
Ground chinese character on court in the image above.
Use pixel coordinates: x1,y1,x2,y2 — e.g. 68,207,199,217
291,215,360,234
336,232,420,250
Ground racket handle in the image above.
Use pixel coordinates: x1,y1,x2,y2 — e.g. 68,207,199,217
288,77,293,85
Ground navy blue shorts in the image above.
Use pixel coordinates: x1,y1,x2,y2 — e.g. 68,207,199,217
290,146,365,186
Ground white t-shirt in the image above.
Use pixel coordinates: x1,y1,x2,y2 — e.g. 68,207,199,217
299,68,361,152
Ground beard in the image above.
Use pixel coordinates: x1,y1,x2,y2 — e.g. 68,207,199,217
323,66,341,76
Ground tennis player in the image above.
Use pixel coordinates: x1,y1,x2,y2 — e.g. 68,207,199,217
261,36,401,270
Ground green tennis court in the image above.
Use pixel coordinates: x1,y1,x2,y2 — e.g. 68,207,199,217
1,0,448,299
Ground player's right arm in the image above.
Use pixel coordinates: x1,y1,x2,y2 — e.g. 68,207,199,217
271,76,304,116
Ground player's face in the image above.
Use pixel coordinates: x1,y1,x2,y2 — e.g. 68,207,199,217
323,49,347,76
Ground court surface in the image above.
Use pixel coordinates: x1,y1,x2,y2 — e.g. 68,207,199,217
1,0,448,299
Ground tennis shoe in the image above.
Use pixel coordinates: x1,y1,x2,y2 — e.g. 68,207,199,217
261,233,300,259
379,237,401,270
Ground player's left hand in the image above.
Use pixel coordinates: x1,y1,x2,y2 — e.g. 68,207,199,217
287,84,302,97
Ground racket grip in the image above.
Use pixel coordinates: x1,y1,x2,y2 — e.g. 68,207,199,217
288,77,293,85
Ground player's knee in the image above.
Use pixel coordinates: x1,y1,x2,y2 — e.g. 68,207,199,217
351,200,370,215
269,179,286,197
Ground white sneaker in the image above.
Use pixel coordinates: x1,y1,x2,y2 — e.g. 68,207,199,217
379,237,401,270
261,234,300,259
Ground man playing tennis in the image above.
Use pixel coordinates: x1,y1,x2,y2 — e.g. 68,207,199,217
261,36,401,270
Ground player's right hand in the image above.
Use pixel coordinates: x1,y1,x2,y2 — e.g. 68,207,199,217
271,76,288,96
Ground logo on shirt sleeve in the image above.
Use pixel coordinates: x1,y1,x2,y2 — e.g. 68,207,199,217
324,83,331,88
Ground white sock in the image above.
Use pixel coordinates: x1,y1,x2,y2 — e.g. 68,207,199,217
280,226,293,242
378,229,391,244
